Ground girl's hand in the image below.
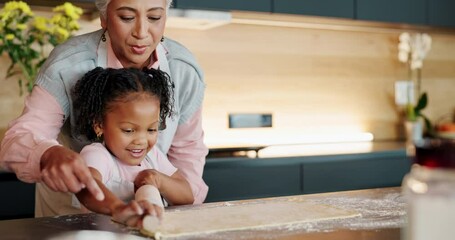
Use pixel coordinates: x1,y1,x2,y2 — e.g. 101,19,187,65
134,169,161,192
138,199,163,219
111,200,163,228
111,200,143,227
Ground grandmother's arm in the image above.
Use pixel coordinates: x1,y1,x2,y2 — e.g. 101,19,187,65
0,86,62,182
0,86,103,199
166,108,209,204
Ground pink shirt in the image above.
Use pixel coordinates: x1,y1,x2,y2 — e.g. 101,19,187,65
0,40,208,204
81,143,177,184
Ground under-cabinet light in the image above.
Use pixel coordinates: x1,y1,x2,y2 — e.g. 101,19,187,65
204,131,374,149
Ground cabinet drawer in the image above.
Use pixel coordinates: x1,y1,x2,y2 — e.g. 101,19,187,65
356,0,426,25
302,154,410,194
273,0,355,19
0,174,35,220
175,0,272,12
428,0,455,28
203,164,301,202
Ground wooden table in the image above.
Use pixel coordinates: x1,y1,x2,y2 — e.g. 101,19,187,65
0,187,405,239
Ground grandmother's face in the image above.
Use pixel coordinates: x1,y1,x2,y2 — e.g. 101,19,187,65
101,0,166,69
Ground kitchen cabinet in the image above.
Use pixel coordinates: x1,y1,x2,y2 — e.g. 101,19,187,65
203,148,410,202
173,0,272,13
0,173,35,220
428,0,455,28
172,0,455,29
203,158,301,202
301,151,410,194
356,0,426,25
273,0,355,19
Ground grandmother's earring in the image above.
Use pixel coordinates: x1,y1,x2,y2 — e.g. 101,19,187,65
161,36,164,42
101,32,107,42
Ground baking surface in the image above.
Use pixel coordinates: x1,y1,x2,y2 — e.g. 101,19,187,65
145,200,360,238
0,187,405,240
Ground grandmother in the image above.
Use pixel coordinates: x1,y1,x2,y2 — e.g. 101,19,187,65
0,0,208,217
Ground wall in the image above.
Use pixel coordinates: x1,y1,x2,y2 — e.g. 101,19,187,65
1,11,455,146
164,13,455,146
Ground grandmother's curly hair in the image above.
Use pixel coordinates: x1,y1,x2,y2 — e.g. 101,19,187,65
72,67,175,141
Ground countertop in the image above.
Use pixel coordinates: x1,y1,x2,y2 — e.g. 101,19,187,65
0,187,405,240
208,140,406,159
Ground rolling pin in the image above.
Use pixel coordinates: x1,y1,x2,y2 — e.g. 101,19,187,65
135,185,164,237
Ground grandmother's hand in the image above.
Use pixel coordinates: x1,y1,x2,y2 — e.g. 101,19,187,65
40,145,104,201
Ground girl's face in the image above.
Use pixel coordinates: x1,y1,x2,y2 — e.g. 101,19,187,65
101,0,166,69
96,95,160,166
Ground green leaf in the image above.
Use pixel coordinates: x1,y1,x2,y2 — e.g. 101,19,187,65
420,113,434,137
414,92,428,115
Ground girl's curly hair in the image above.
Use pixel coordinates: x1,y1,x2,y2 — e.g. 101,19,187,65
72,67,175,141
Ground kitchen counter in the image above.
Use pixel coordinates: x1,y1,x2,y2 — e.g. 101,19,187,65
208,140,406,158
0,187,405,240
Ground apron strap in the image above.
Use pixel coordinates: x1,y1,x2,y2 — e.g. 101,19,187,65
156,43,171,77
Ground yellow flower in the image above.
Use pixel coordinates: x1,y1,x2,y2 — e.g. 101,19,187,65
5,33,15,40
17,1,32,15
3,1,33,16
16,23,27,30
68,21,80,31
0,1,82,95
33,16,48,32
53,2,83,20
53,26,69,43
0,9,11,22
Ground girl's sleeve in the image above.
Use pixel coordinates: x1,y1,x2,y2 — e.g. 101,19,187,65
79,143,113,183
0,86,62,182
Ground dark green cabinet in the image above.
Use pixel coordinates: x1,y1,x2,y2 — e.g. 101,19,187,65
0,173,35,220
203,149,410,203
174,0,272,12
356,0,426,25
428,0,455,28
203,158,301,202
273,0,355,19
301,152,411,194
172,0,455,29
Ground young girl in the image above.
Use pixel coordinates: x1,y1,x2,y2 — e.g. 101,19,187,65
72,67,194,227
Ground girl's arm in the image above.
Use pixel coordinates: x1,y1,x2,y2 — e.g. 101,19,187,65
76,167,162,226
134,169,194,205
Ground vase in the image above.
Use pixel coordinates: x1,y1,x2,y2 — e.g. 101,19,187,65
404,121,423,156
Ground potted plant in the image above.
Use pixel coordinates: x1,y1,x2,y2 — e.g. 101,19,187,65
398,32,433,142
0,1,83,95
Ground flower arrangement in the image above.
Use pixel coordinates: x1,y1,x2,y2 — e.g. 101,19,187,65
0,1,83,95
398,32,433,132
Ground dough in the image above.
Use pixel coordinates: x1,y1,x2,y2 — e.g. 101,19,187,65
141,199,360,238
